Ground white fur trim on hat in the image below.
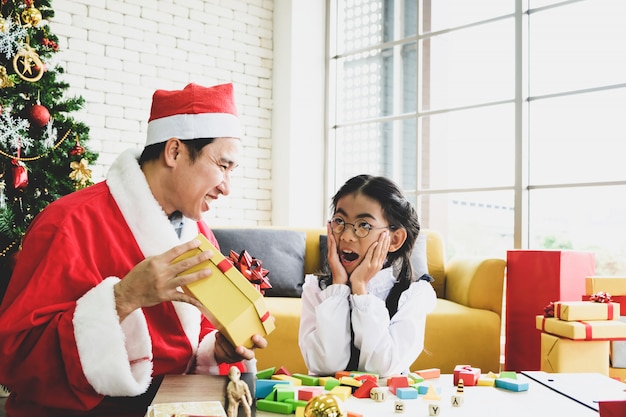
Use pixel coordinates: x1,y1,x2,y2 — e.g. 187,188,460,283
146,112,241,145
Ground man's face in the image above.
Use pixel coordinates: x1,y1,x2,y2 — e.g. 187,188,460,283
167,137,241,221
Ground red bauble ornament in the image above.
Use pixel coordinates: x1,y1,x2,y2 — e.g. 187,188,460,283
29,104,50,127
69,144,85,156
11,159,28,190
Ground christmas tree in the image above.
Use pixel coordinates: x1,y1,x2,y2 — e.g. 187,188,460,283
0,0,98,300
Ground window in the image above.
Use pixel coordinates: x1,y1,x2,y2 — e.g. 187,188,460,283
327,0,626,274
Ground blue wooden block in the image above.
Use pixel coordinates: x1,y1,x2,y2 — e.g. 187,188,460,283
417,383,442,395
255,379,292,398
495,377,529,392
396,387,418,399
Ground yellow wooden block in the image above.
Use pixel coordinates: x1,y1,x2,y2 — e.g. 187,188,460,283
329,385,352,401
172,233,275,348
477,377,496,386
272,375,303,386
295,405,306,417
339,376,362,387
318,376,336,387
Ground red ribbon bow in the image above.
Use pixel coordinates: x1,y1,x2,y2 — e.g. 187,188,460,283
589,291,612,303
543,302,555,318
228,249,271,295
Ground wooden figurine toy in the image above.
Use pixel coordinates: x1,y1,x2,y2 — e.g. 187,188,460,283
226,366,253,417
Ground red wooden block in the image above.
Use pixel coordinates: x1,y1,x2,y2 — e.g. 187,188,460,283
453,365,481,386
275,366,291,376
334,370,351,379
387,375,409,395
298,386,324,401
347,412,363,417
352,379,378,399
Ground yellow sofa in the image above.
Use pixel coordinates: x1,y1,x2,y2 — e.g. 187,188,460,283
212,227,506,375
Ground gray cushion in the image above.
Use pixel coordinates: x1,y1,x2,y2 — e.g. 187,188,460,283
211,228,306,298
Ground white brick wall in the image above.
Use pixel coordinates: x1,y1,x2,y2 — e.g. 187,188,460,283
51,0,274,225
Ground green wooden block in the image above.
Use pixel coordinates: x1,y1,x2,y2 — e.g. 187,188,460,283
324,377,341,390
256,399,294,414
275,386,296,402
257,367,277,380
499,371,517,380
285,398,309,409
292,373,320,386
408,372,424,384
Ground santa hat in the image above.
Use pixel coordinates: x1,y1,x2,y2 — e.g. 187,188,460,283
145,82,242,146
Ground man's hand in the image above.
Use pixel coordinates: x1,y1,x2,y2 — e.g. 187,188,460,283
114,238,213,321
214,332,268,364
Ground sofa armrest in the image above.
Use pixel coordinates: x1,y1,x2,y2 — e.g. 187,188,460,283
444,257,506,316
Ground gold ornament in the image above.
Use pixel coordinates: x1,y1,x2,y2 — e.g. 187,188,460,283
303,394,346,417
0,65,14,88
13,43,44,82
21,5,42,27
69,158,92,189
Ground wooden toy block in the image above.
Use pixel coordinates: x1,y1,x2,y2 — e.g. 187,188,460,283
295,406,305,417
428,403,441,416
451,394,464,407
339,376,363,388
453,365,481,386
347,411,363,417
415,368,441,379
495,377,529,392
395,387,418,399
173,233,275,348
351,371,379,382
271,374,302,385
387,375,409,395
370,387,387,402
256,367,276,380
292,373,319,386
256,399,294,414
318,376,338,387
335,370,352,379
499,371,517,379
407,372,424,384
275,386,296,402
323,377,341,391
477,377,496,387
329,385,352,401
298,386,324,401
275,365,292,376
285,398,308,409
486,371,499,378
394,399,405,413
255,379,291,399
422,384,442,401
352,379,378,399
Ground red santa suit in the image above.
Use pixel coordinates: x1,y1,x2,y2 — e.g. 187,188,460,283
0,149,248,416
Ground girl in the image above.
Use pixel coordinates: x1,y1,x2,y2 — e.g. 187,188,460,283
298,174,436,377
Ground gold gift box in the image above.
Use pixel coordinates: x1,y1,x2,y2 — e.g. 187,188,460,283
541,332,609,375
554,301,620,321
586,276,626,296
536,316,626,341
173,233,275,348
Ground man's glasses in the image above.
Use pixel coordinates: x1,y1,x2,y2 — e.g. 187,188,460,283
329,217,393,238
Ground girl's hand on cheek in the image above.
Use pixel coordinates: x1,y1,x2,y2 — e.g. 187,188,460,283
350,231,390,294
327,222,348,285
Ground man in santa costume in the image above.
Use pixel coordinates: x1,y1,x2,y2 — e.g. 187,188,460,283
0,82,266,416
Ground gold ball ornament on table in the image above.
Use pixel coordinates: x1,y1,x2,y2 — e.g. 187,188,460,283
303,394,346,417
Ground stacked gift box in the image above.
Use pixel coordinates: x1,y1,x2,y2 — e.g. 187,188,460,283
584,276,626,380
536,299,626,376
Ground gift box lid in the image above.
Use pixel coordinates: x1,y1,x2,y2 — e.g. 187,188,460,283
173,234,275,348
554,301,620,321
536,315,626,341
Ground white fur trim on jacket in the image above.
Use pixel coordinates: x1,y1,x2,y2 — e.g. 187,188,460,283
106,148,203,354
74,277,152,396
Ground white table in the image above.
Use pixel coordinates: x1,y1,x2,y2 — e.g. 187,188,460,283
150,372,626,417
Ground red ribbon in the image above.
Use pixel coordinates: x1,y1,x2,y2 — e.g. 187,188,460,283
590,291,612,303
227,249,271,295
